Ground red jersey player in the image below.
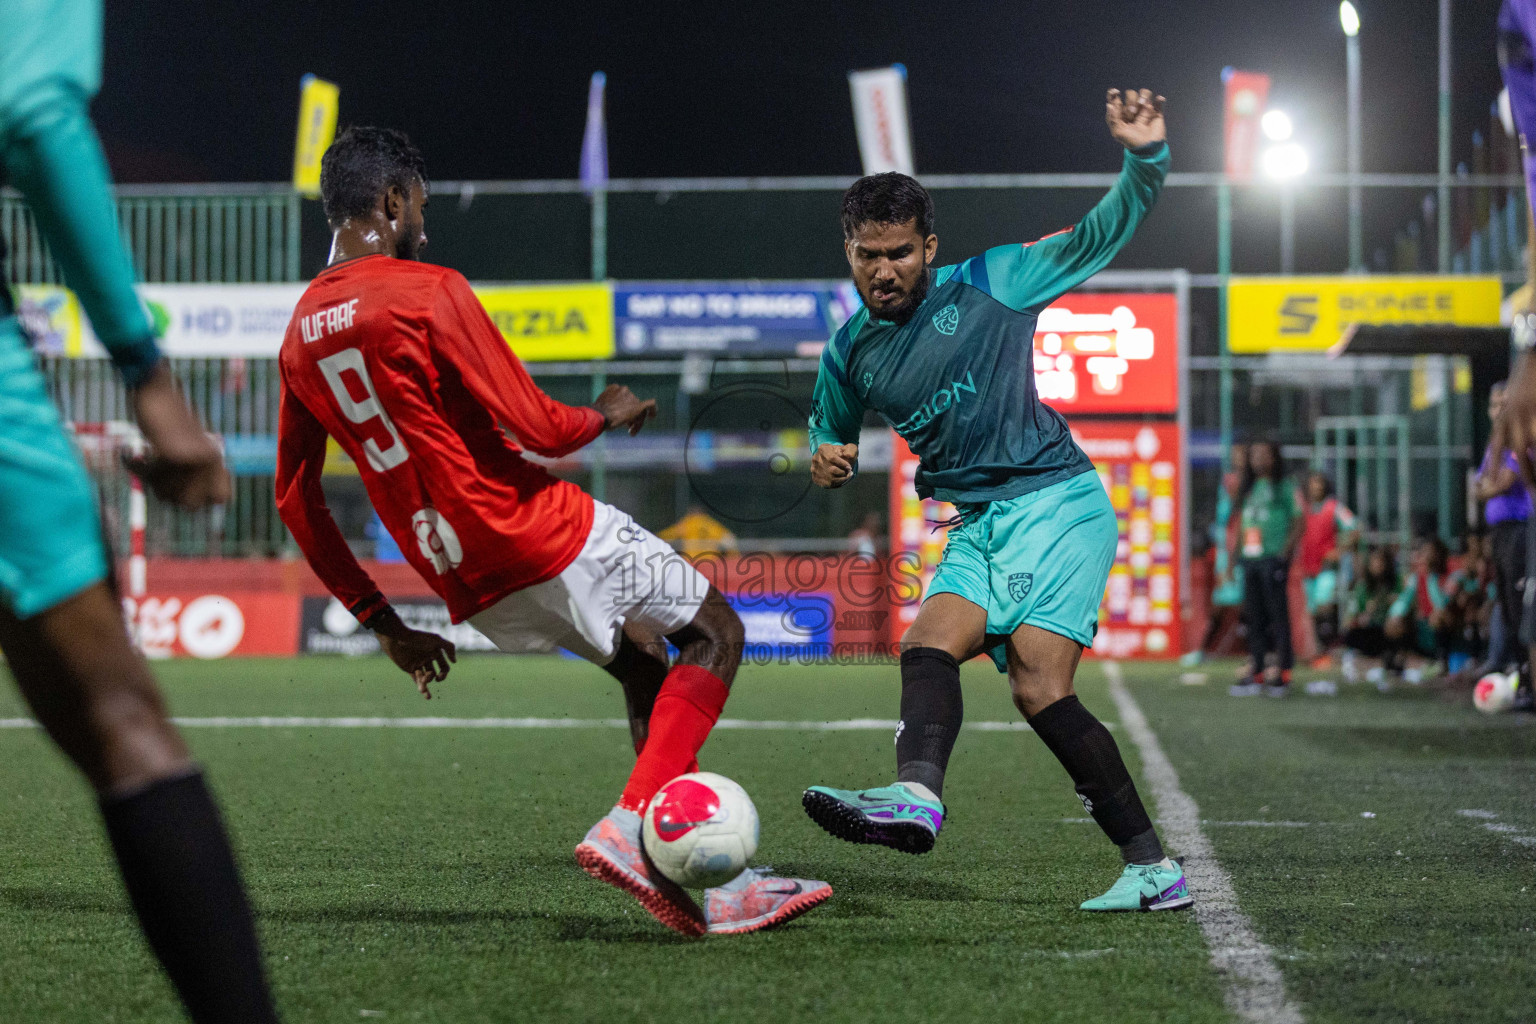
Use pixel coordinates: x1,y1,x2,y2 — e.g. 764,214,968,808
275,127,829,937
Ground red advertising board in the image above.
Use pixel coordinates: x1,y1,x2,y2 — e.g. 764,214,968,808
124,592,301,659
1070,421,1182,659
1033,292,1178,415
887,432,951,647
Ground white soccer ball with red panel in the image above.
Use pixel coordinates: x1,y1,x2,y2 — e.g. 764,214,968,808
1474,671,1518,714
642,772,759,888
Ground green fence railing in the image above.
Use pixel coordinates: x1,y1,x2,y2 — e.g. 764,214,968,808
1,186,301,284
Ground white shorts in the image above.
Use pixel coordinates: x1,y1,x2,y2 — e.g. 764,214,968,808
469,500,710,666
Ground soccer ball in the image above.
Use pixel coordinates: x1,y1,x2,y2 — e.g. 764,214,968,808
642,772,759,889
1473,671,1518,714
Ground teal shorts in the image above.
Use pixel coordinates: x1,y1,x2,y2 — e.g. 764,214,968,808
1304,569,1338,612
927,470,1118,672
0,317,108,617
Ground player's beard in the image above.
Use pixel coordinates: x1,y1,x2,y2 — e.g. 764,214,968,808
866,269,930,326
396,217,424,260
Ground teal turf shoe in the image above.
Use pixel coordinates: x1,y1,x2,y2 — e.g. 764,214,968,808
1079,859,1194,912
801,782,944,854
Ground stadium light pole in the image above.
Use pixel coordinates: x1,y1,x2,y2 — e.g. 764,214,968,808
1262,112,1304,273
1437,0,1451,271
1341,1,1363,271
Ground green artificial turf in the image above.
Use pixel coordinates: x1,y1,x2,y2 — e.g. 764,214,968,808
0,654,1530,1022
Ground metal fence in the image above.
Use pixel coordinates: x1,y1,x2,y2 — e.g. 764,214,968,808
1,187,301,284
7,171,1520,558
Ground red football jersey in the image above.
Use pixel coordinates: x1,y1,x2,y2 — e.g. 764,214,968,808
275,255,605,623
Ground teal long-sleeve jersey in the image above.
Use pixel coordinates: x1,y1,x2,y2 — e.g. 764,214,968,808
0,0,161,386
809,141,1169,504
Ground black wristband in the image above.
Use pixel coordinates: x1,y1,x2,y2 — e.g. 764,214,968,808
360,605,404,633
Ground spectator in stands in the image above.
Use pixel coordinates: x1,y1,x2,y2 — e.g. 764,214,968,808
1184,445,1248,667
1474,381,1530,683
658,504,738,557
1341,546,1402,682
847,511,883,558
1385,536,1467,682
1231,439,1304,697
1297,471,1358,662
1451,534,1493,674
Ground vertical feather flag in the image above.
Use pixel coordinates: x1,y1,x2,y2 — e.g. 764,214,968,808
580,72,608,196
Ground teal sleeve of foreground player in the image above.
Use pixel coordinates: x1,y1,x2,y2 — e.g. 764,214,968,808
808,313,869,454
977,141,1170,314
1,80,160,386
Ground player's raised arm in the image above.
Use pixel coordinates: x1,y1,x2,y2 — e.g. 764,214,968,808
809,333,867,489
968,88,1169,314
431,273,652,453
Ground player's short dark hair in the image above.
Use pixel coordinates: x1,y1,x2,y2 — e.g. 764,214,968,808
319,126,428,227
841,172,934,240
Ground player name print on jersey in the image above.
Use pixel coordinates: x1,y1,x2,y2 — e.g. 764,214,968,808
298,298,360,343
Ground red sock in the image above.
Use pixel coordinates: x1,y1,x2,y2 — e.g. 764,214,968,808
618,665,728,813
630,738,700,776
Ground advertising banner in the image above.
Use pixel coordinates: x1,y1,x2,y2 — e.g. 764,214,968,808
472,283,615,361
125,592,300,659
614,282,834,355
848,66,915,175
1222,70,1270,181
59,282,616,361
300,591,835,659
887,431,953,648
729,592,836,659
1033,292,1179,415
301,597,499,655
1071,422,1182,660
888,423,1182,659
141,284,307,358
13,284,83,355
1227,275,1503,353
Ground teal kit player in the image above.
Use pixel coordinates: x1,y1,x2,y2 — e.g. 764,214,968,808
1,1,277,1019
803,88,1191,912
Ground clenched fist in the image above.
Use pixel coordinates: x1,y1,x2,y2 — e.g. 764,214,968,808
1106,88,1166,151
811,443,858,489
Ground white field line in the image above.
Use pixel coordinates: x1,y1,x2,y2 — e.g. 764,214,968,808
1104,661,1304,1024
0,716,1050,732
1059,818,1335,829
1456,808,1536,848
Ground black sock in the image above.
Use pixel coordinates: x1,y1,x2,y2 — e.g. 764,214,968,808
895,647,963,799
1027,695,1165,865
100,771,278,1024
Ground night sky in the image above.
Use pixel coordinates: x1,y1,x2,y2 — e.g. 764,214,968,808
97,1,1509,184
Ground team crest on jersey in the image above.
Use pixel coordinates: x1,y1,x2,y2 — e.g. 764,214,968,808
861,371,874,392
932,304,960,335
1008,572,1033,602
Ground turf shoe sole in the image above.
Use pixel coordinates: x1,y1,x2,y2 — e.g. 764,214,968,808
574,811,707,937
801,786,940,855
705,870,833,935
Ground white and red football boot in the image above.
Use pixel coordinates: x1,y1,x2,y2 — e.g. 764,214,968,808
704,866,832,935
574,806,707,937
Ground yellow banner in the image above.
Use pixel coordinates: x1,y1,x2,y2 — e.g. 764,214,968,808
473,283,614,361
13,285,83,355
292,75,340,197
1227,275,1503,353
